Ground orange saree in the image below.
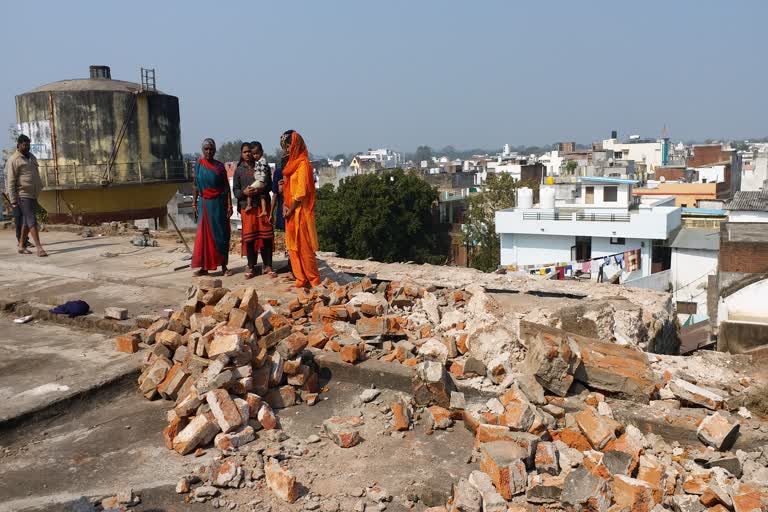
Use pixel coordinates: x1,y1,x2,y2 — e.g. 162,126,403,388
282,132,320,288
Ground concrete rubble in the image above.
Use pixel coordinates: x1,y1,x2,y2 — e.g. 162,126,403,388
120,271,768,510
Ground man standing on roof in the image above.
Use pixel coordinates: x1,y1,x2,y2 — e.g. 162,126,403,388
5,134,47,257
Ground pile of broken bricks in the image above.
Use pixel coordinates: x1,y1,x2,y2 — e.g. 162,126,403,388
425,324,768,512
116,274,768,510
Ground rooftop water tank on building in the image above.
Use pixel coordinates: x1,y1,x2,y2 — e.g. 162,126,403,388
517,187,533,209
540,186,556,209
15,65,190,224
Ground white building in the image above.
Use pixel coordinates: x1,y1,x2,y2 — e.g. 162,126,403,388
539,150,564,177
602,135,667,173
495,176,681,280
366,148,401,169
724,190,768,222
668,228,719,325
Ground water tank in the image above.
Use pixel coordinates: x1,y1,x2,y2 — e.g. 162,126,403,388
15,66,188,224
540,186,556,209
517,187,533,209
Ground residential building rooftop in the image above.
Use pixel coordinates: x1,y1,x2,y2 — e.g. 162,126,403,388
724,190,768,211
668,228,720,251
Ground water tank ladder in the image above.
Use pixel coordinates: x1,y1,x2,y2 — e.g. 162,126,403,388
141,67,156,92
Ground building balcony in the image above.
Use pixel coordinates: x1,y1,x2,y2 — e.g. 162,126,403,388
496,205,681,240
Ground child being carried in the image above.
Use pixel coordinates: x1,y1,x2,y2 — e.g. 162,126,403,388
245,158,269,219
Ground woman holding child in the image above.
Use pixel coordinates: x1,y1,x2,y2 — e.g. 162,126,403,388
232,141,274,279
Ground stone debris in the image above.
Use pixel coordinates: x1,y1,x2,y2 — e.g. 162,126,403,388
123,275,768,511
105,306,129,320
698,412,740,451
323,416,364,448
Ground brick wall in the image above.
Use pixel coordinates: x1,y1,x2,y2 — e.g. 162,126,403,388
719,241,768,273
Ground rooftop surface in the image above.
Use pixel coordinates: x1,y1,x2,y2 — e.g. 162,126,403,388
725,190,768,211
577,176,639,185
668,228,720,251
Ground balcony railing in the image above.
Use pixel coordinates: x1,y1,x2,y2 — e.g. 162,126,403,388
38,159,192,189
522,211,572,221
522,210,631,222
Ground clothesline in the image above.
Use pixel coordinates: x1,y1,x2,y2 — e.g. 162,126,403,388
506,247,642,280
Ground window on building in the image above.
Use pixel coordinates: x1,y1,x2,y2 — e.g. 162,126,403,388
677,302,698,315
610,237,626,245
604,186,618,202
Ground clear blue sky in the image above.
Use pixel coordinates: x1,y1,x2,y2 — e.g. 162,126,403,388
2,0,766,157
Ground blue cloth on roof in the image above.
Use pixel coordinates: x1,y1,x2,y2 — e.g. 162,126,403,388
50,300,90,318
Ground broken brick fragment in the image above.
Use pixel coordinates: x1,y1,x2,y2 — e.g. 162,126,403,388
323,416,364,448
340,344,361,364
613,475,656,512
206,389,243,433
574,407,615,450
478,441,528,499
391,401,411,431
425,406,453,431
265,459,298,503
172,412,220,455
115,334,140,353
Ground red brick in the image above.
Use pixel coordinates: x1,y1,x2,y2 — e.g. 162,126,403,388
265,459,298,503
478,441,528,499
575,408,615,450
731,483,764,512
308,329,328,349
323,416,364,448
115,334,139,353
206,389,243,433
456,334,468,354
612,475,656,512
391,402,411,431
163,416,187,450
550,428,592,452
172,412,220,455
356,316,386,337
340,344,361,364
257,403,279,430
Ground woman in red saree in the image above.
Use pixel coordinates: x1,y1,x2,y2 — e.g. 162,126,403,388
280,130,321,288
233,141,274,279
192,138,233,276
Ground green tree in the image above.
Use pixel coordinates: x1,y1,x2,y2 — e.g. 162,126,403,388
315,169,445,263
564,160,578,174
215,139,245,163
463,173,537,272
414,145,433,165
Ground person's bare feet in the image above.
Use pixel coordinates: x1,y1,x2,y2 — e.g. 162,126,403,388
36,249,48,257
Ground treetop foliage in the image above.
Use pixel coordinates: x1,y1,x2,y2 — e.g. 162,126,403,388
315,169,446,264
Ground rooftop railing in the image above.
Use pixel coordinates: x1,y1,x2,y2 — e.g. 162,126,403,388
522,210,631,222
38,159,192,189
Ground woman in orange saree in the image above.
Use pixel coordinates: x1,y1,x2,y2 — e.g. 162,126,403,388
280,130,321,288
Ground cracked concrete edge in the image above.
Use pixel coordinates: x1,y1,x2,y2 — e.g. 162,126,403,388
0,364,142,434
0,299,136,335
613,401,768,451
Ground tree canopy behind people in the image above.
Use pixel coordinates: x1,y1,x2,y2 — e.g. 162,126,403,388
462,173,538,272
315,169,445,264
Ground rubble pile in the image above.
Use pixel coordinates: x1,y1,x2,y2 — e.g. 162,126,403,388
122,274,767,510
424,324,768,512
133,277,325,460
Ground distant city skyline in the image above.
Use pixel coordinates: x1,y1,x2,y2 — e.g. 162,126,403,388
2,0,767,157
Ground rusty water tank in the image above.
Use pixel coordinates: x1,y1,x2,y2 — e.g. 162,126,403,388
15,65,189,224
